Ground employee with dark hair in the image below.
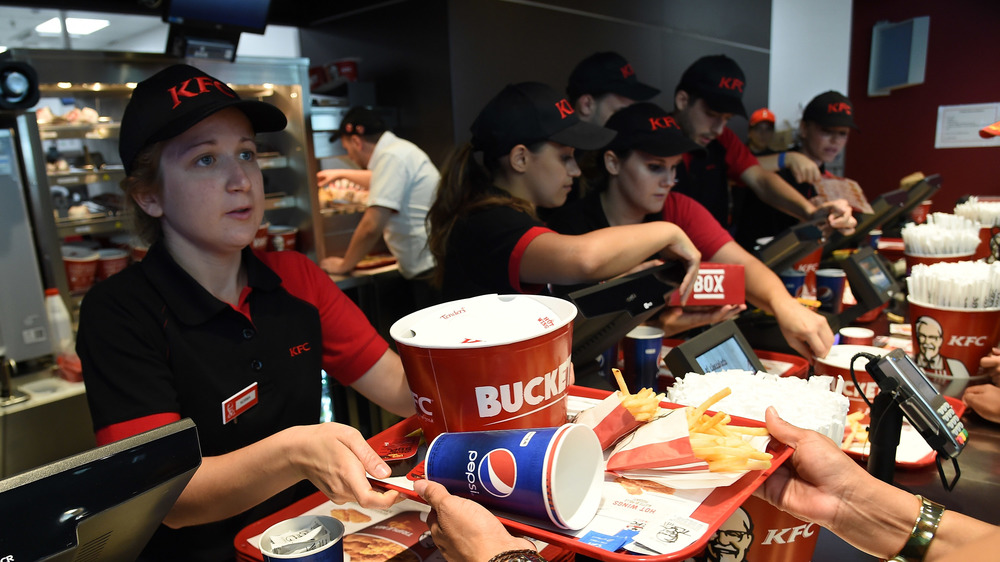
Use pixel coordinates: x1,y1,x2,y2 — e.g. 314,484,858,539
669,55,855,239
77,64,415,561
548,102,834,357
426,81,701,302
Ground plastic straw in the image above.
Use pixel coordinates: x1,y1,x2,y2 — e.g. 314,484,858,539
906,261,1000,309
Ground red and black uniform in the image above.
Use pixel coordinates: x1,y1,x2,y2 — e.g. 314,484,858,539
546,189,733,294
673,127,758,231
733,150,832,251
441,188,553,300
77,242,387,561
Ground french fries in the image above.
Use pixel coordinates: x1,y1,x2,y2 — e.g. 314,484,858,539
683,386,773,472
611,368,663,422
841,411,869,451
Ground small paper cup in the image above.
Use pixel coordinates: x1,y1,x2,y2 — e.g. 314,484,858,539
425,424,602,530
838,327,875,346
259,515,345,561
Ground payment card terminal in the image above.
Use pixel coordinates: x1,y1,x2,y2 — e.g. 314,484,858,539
865,348,968,458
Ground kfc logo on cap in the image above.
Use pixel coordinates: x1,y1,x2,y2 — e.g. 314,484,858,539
718,76,744,92
827,102,852,115
649,116,679,131
555,99,575,119
620,63,636,79
167,76,236,109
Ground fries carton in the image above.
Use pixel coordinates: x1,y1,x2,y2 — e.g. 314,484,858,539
573,392,643,449
667,263,745,307
607,409,706,472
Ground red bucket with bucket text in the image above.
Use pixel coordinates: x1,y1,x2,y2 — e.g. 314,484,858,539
390,295,577,443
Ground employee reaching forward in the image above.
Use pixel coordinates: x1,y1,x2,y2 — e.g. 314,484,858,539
317,107,440,306
77,64,415,561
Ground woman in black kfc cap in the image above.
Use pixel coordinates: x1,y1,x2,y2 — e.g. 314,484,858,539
76,64,415,560
549,103,836,359
427,82,701,302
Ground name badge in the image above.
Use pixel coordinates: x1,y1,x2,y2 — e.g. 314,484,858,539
222,382,259,424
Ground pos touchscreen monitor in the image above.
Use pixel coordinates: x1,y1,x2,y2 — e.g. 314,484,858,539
0,419,201,561
664,319,766,377
568,261,685,381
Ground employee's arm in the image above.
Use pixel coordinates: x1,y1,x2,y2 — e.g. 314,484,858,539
520,222,701,303
711,241,833,360
757,151,821,184
740,164,817,221
317,168,372,188
320,205,394,275
349,350,417,418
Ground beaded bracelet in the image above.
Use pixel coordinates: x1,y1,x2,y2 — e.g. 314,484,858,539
488,548,547,562
891,495,945,562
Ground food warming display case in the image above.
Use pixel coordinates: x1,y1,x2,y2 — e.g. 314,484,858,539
3,49,323,316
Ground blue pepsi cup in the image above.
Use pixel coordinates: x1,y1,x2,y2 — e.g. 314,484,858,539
425,424,602,530
816,268,847,313
778,269,806,298
598,344,618,383
621,326,664,393
259,515,344,561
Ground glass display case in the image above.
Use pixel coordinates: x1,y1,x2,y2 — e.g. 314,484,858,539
5,49,321,316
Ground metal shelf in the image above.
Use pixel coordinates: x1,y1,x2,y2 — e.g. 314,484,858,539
38,122,120,140
55,214,129,238
47,168,125,186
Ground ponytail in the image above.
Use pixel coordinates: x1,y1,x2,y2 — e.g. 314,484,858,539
427,142,534,287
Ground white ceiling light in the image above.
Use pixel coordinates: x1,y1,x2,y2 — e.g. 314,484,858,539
36,17,111,36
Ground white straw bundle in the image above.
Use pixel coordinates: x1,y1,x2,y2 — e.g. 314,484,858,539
901,214,981,256
954,196,1000,227
906,260,1000,309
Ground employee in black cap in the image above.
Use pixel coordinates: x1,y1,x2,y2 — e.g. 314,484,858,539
670,54,856,240
77,64,415,561
316,106,440,306
426,81,701,302
567,51,660,126
548,103,835,358
735,90,861,250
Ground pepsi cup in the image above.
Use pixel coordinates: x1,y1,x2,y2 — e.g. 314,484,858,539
815,269,846,313
778,269,806,298
424,424,602,530
622,326,664,393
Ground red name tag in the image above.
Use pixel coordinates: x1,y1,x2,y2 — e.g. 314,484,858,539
222,382,259,424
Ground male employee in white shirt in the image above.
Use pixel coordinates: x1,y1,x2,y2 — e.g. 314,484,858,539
317,107,440,305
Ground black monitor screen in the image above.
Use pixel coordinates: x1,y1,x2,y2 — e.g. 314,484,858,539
695,336,758,373
0,419,201,561
164,0,271,33
859,253,893,291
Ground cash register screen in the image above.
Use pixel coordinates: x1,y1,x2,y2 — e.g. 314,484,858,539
695,336,759,373
858,253,893,292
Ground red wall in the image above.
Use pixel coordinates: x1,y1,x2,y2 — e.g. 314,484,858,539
847,0,1000,213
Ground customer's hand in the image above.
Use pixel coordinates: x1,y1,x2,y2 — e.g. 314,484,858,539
320,256,353,276
415,479,535,562
752,406,869,528
981,347,1000,385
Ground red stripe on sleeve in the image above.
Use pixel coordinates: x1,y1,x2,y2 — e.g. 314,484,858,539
95,412,182,446
507,226,555,293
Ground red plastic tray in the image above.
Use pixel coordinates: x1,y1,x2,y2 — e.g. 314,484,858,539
843,395,967,469
363,386,790,561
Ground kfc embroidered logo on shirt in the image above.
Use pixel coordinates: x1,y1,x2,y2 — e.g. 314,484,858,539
167,76,236,109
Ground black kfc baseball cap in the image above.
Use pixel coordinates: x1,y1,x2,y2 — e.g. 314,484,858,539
802,91,859,130
470,82,617,160
566,51,660,102
603,103,703,157
676,54,748,118
119,64,287,175
328,106,388,142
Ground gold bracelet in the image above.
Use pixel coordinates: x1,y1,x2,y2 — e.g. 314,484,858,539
892,495,945,562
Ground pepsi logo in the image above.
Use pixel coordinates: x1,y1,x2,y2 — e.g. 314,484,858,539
478,449,517,497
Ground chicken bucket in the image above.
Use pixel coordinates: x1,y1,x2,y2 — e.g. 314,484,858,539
813,344,886,424
390,294,577,443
